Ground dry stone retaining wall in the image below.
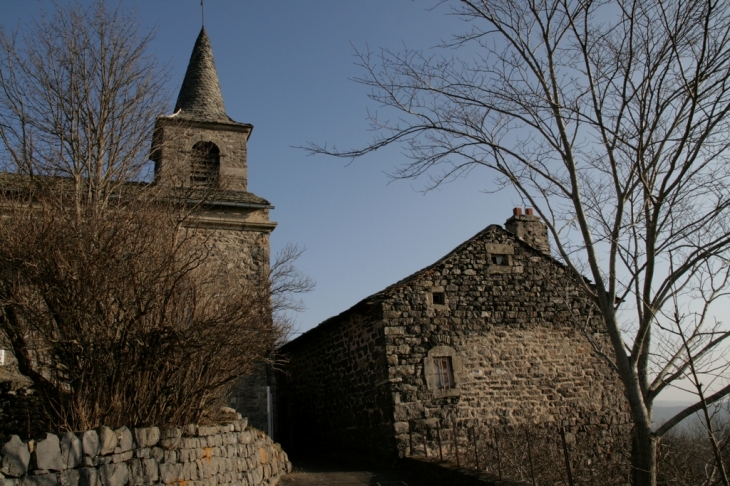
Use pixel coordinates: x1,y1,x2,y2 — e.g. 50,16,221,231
0,419,290,486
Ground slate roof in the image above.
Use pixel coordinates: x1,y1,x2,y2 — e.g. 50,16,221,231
0,172,272,208
180,187,271,207
281,225,507,348
174,27,234,123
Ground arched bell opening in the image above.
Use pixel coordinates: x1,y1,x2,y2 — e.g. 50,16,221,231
190,141,220,188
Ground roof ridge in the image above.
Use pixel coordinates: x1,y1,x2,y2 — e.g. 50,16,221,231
282,224,573,350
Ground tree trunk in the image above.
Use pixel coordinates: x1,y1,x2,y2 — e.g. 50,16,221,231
631,425,657,486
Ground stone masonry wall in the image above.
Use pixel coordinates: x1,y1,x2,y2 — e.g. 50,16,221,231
153,119,250,192
0,419,291,486
278,224,627,462
380,226,627,457
189,226,271,280
183,226,274,437
277,311,394,459
228,364,272,436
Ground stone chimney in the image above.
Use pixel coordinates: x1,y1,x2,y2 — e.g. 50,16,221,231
504,207,550,254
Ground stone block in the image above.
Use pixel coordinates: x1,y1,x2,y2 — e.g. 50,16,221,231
133,449,148,460
158,463,183,483
195,460,214,480
58,469,79,486
96,428,116,456
162,451,176,464
142,459,157,485
132,428,159,450
110,451,133,464
196,427,217,438
80,432,99,458
182,462,198,481
149,447,163,463
78,468,97,486
128,460,143,486
98,464,128,486
158,428,181,451
60,434,81,470
113,428,133,454
393,421,409,434
1,436,30,477
251,467,262,484
32,434,63,472
20,474,56,486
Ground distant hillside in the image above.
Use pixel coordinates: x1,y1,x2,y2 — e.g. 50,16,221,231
653,402,730,433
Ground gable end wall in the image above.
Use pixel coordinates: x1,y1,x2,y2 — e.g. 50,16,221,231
381,228,627,457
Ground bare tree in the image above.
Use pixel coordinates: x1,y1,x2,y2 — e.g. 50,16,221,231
307,0,730,484
0,193,311,430
0,2,314,431
0,1,168,217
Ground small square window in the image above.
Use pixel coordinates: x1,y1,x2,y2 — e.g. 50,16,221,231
432,292,445,305
491,254,509,265
433,357,454,389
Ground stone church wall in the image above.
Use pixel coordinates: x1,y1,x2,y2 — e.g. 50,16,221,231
188,225,271,280
228,364,272,436
182,225,275,431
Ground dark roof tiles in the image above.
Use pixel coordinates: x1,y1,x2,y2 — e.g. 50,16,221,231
174,27,231,123
0,172,271,208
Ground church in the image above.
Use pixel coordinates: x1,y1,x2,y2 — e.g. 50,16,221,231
154,28,625,461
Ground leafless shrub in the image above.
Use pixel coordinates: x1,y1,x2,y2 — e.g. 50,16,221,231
0,190,311,431
0,1,314,432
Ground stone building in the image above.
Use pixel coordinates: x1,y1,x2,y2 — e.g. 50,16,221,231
276,208,627,459
152,27,276,282
0,27,278,433
151,27,277,431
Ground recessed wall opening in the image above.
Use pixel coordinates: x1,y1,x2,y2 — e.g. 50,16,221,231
432,292,446,306
424,345,462,397
191,141,220,188
433,356,454,389
491,254,509,265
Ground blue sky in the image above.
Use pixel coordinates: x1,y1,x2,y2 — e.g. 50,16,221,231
1,1,525,335
4,1,715,404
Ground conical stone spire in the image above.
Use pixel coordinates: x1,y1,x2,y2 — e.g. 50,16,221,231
174,27,229,122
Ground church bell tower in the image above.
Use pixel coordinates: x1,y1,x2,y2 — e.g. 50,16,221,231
150,27,277,432
151,27,252,193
